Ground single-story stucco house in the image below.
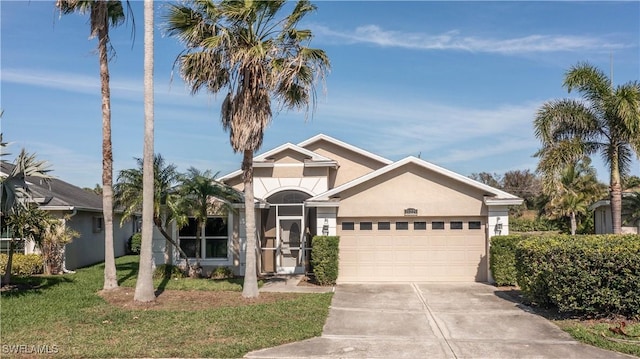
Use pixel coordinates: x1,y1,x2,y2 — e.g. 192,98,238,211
0,161,136,270
153,134,523,283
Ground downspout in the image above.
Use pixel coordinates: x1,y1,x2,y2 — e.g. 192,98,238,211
62,207,77,274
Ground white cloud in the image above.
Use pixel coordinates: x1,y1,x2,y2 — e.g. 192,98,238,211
314,25,631,54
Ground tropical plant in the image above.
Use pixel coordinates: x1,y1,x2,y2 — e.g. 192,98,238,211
622,192,640,228
624,175,640,190
56,0,134,290
3,204,49,284
165,0,330,297
176,167,241,277
534,62,640,234
135,0,156,303
0,149,52,286
540,158,606,235
40,217,80,275
114,155,192,268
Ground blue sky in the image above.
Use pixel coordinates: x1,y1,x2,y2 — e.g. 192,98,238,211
2,1,639,188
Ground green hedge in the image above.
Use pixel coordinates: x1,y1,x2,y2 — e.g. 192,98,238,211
490,235,527,286
515,234,640,318
311,236,339,286
0,253,44,276
130,233,142,254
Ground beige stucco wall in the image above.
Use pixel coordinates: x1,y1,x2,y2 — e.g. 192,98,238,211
336,163,487,218
302,139,388,188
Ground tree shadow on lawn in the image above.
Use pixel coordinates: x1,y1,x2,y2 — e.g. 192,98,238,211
116,261,140,285
0,275,74,298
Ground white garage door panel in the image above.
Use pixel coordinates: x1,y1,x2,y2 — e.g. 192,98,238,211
338,223,487,282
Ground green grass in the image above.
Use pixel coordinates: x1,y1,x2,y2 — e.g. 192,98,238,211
1,256,333,358
555,320,640,357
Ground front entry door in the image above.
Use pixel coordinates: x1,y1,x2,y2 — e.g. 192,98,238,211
277,218,304,273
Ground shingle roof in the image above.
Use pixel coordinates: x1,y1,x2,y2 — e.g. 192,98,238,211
1,161,103,212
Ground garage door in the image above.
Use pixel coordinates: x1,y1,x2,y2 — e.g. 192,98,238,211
337,218,487,282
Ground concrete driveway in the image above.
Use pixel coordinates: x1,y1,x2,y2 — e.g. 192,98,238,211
246,283,633,358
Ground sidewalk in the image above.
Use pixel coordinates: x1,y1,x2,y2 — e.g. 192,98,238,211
259,274,335,294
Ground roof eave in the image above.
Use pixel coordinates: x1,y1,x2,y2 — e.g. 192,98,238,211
483,198,524,206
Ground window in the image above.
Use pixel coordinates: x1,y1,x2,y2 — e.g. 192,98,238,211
414,221,427,230
469,221,482,230
396,222,409,230
432,221,445,230
360,222,372,230
92,217,104,233
342,222,355,231
450,221,463,230
179,217,228,259
378,222,391,230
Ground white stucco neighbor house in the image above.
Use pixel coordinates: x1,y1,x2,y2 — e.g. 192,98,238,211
0,161,136,270
590,195,640,235
152,134,523,283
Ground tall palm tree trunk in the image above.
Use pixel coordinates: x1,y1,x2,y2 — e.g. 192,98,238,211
134,0,156,302
97,1,118,291
242,149,259,298
570,211,577,235
610,148,623,234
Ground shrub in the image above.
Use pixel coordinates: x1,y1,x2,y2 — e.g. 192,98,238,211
0,253,44,276
210,266,234,279
515,234,640,318
153,264,186,280
490,235,527,286
515,235,568,307
311,236,339,286
510,216,559,232
130,233,142,254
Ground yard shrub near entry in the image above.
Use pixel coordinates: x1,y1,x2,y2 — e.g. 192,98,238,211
129,233,142,254
515,234,640,318
515,235,569,308
311,236,339,285
0,253,44,276
489,234,527,286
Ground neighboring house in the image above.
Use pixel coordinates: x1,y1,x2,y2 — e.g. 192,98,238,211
590,194,640,234
0,162,135,270
153,134,523,283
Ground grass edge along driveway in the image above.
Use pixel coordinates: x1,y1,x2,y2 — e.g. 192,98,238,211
1,256,333,358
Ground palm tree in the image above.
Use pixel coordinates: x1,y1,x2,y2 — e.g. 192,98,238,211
165,0,330,297
0,149,52,286
114,155,193,268
177,167,241,277
134,0,156,303
534,62,640,234
3,204,50,285
540,158,605,235
56,0,133,290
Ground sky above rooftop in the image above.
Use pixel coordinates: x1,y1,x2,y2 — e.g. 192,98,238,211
2,1,639,188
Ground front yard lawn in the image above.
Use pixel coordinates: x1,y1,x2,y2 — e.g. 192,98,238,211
496,286,640,357
1,256,333,358
555,320,640,357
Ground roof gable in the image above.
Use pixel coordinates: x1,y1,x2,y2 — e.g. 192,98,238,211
308,156,522,204
298,134,392,166
219,142,337,182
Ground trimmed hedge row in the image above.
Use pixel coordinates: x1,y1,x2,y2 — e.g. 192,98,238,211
0,253,44,276
311,236,339,285
490,235,528,286
515,234,640,318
